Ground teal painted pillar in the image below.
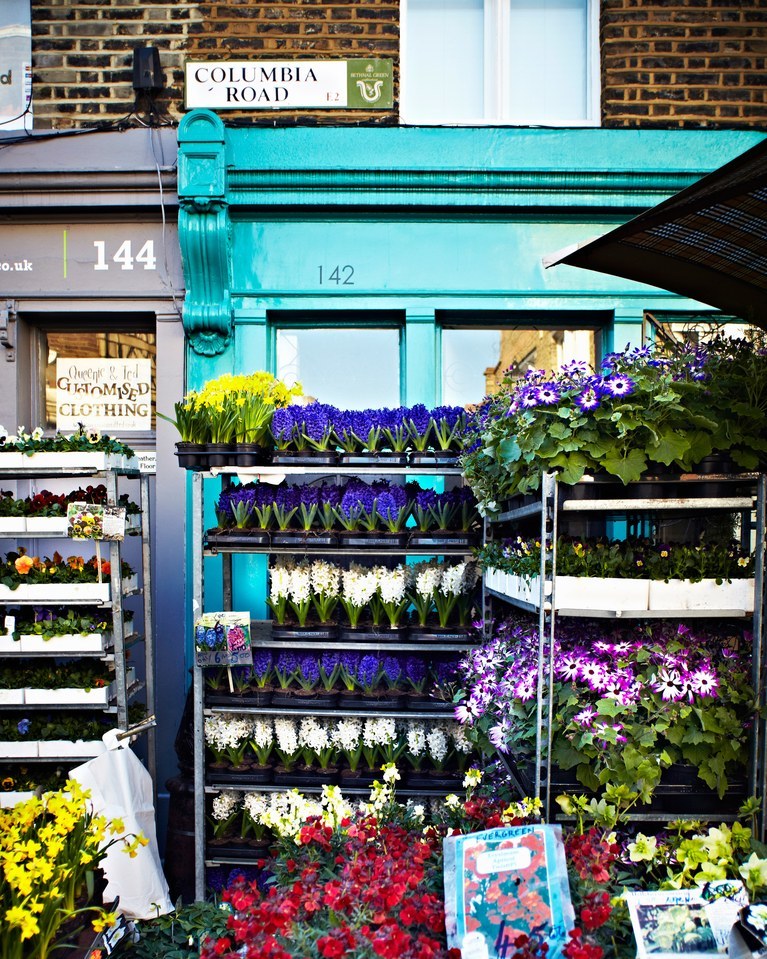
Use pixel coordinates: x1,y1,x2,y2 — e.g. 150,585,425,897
404,309,437,406
606,308,645,353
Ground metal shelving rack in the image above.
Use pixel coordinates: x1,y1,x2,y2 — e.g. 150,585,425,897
482,470,767,833
0,460,156,786
192,463,478,899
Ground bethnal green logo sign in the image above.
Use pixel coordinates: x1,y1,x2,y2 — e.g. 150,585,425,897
185,59,393,110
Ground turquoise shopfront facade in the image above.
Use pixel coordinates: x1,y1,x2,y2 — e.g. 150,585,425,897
176,108,765,658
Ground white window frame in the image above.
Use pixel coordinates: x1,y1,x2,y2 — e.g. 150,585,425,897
400,0,601,127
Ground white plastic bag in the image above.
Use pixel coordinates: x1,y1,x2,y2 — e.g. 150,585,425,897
70,729,173,919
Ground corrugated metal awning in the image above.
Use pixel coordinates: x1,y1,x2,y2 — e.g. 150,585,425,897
544,136,767,325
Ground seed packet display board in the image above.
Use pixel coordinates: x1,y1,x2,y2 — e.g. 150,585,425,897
626,881,749,958
194,612,252,667
443,825,574,959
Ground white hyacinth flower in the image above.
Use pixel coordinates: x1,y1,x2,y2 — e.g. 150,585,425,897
211,791,242,821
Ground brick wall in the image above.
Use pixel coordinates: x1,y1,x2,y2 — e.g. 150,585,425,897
30,0,399,130
28,0,767,131
602,0,767,127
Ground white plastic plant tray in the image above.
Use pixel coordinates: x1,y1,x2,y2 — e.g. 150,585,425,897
0,741,38,758
0,634,22,654
0,689,25,705
24,517,69,536
0,518,26,535
0,452,137,472
38,740,105,758
648,578,755,613
0,792,35,808
24,684,112,706
554,577,650,613
0,583,110,603
19,633,106,654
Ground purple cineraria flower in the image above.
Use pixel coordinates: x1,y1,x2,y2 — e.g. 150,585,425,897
17,718,31,735
513,676,536,701
579,660,607,690
652,667,684,702
535,383,561,405
488,723,510,752
455,698,482,725
604,374,636,398
575,388,601,413
573,706,596,727
519,387,540,409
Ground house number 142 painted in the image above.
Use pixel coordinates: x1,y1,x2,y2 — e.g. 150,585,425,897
318,265,355,285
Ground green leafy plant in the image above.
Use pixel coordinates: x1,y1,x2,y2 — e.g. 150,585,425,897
456,616,755,803
461,341,767,515
0,424,134,458
129,899,232,959
477,535,755,583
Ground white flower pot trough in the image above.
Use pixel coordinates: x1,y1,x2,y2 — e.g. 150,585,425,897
648,578,755,613
0,583,110,603
0,689,25,705
24,517,69,536
38,740,105,758
0,792,35,808
19,633,106,654
0,741,38,758
0,518,26,535
554,577,650,613
24,685,111,705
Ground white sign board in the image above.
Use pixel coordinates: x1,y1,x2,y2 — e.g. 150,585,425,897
185,59,393,110
56,358,152,432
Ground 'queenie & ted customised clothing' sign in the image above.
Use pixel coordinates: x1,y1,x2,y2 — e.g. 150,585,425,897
55,358,152,432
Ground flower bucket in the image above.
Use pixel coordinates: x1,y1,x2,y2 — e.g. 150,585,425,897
0,583,111,603
19,632,106,654
0,741,38,758
38,739,105,758
648,578,755,612
0,689,24,705
24,516,69,535
554,577,650,613
122,574,139,595
0,517,26,534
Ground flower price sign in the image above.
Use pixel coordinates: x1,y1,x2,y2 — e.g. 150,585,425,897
185,59,393,110
443,824,574,959
626,881,749,958
194,612,252,666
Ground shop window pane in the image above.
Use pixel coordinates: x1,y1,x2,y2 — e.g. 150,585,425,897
442,327,596,406
507,0,589,123
44,330,156,432
276,328,400,408
404,0,485,122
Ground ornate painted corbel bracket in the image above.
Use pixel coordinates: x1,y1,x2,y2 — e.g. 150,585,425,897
178,110,233,356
